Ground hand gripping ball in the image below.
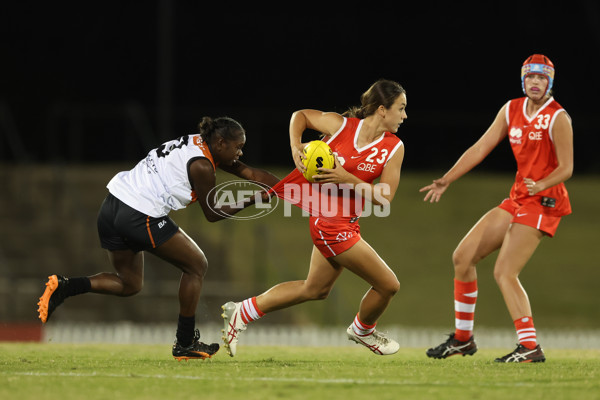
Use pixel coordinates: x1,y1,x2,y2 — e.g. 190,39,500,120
302,140,335,182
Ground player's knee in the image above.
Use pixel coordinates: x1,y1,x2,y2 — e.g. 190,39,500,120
383,278,400,298
452,247,466,268
453,248,478,274
391,278,401,295
493,266,517,286
185,252,209,278
196,255,209,277
493,269,506,286
373,275,399,299
304,284,332,301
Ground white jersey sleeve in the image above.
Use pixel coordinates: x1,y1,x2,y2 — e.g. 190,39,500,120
107,134,215,217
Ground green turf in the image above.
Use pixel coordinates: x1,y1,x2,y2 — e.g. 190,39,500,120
1,343,599,400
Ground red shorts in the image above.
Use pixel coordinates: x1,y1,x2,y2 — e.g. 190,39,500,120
498,197,562,237
309,216,361,258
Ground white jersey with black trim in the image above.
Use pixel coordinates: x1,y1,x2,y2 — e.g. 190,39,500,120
107,134,215,218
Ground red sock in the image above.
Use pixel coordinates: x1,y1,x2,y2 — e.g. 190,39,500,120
454,279,477,342
240,297,265,324
514,316,537,349
351,313,376,336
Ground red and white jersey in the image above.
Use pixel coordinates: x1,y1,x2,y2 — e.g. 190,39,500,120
506,96,571,216
272,117,403,219
107,134,215,217
325,117,403,182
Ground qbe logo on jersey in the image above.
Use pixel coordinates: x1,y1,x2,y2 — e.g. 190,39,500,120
207,180,278,220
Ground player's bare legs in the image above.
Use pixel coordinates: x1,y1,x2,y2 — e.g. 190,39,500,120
492,222,545,363
255,239,399,322
150,229,208,317
427,207,511,359
256,246,344,312
222,247,342,357
252,239,400,356
493,223,542,319
332,239,399,325
150,228,218,359
452,207,512,281
335,239,400,355
38,238,145,323
88,249,144,296
88,227,208,317
224,240,400,356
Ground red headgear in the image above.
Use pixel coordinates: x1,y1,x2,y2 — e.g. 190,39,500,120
521,54,555,95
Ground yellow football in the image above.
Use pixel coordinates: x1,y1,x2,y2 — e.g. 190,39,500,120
302,140,335,182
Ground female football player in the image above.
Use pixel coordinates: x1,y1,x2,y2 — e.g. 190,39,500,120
37,116,279,360
221,79,407,356
420,54,573,363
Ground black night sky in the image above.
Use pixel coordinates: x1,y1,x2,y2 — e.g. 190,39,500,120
2,1,599,172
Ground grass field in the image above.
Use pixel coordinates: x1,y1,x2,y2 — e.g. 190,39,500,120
1,343,599,400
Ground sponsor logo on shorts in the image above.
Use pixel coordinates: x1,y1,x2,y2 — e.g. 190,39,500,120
335,232,354,241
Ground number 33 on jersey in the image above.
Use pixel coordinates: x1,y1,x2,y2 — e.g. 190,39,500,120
506,96,569,179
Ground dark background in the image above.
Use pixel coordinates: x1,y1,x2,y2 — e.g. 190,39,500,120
2,1,599,172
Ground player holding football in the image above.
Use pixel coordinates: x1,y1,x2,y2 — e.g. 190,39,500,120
37,116,279,360
222,79,407,356
420,54,573,363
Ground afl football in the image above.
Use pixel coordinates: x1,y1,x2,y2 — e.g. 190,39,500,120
302,140,335,182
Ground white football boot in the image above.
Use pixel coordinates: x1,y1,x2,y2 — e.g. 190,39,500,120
221,301,247,357
346,325,400,355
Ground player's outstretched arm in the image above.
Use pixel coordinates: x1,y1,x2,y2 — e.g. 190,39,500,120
420,103,509,203
189,159,264,222
220,160,280,187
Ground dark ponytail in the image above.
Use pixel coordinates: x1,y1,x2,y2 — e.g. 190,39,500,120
343,79,406,118
198,116,245,142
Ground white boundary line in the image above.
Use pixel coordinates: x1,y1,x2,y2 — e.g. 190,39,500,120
41,322,600,349
5,371,539,387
